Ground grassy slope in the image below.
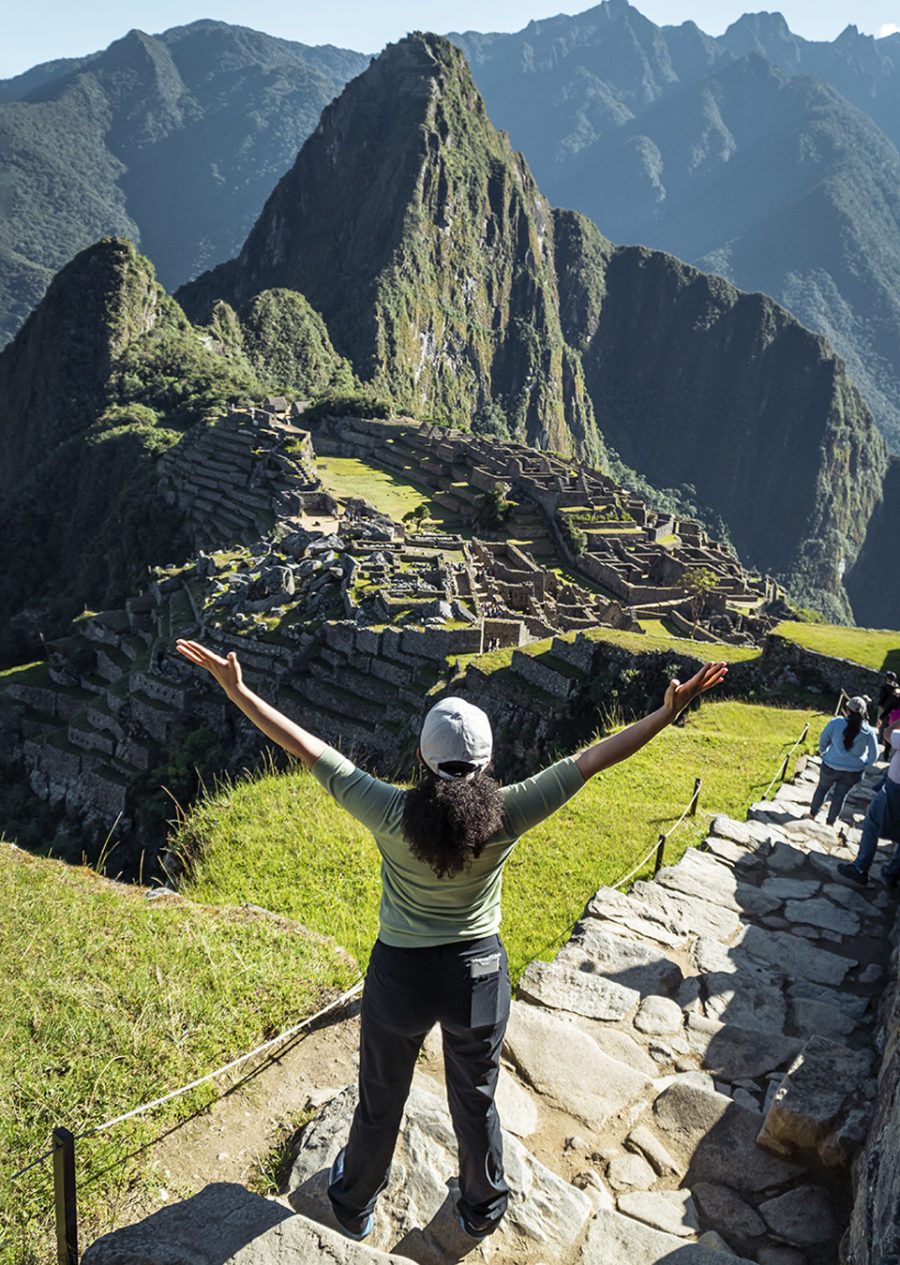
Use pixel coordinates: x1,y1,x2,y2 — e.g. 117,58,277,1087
0,846,356,1265
176,700,825,984
451,625,761,681
315,455,458,530
775,621,900,673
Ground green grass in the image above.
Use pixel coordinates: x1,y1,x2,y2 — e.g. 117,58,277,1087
452,625,760,678
0,847,357,1265
775,621,900,673
0,661,47,685
315,456,457,530
174,700,824,986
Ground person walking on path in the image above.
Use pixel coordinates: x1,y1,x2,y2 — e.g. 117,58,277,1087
175,638,726,1241
807,697,879,828
838,720,900,890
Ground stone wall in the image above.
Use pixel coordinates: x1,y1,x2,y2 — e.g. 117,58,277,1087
753,636,884,705
845,919,900,1265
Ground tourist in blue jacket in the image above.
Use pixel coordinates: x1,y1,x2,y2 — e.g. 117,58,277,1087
807,696,879,827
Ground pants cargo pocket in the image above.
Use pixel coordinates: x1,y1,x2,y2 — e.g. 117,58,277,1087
469,954,502,1028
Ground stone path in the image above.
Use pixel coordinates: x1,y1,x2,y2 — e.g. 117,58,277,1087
84,757,896,1265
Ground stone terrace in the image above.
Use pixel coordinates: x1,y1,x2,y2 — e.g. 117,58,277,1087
83,753,898,1265
307,414,782,643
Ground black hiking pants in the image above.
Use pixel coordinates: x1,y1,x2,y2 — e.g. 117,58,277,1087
327,933,511,1236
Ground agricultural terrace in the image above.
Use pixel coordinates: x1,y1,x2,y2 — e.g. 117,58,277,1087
775,621,900,674
314,456,458,531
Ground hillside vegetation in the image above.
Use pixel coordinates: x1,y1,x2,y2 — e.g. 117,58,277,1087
174,699,825,983
0,843,356,1265
0,22,366,346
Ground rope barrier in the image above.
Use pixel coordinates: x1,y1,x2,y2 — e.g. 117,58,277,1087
9,979,364,1182
760,721,810,802
610,837,665,891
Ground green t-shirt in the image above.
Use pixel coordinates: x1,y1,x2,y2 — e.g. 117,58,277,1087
311,746,586,948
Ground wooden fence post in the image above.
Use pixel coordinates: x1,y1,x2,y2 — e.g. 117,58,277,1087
690,777,701,815
653,833,667,875
53,1127,78,1265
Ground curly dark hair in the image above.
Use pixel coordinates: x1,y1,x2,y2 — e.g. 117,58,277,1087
402,770,506,879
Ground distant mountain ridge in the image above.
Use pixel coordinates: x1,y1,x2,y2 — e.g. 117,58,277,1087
0,21,367,345
450,3,900,449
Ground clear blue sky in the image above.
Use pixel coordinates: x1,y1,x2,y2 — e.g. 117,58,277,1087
3,1,899,78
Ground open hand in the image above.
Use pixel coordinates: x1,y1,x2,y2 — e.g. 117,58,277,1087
664,661,728,719
176,639,244,697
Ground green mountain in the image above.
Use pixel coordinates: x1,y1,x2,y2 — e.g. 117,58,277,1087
178,35,601,457
450,3,900,449
0,238,263,662
0,22,367,346
178,32,886,620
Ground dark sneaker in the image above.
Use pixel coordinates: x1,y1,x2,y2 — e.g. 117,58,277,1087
883,869,899,890
328,1149,374,1241
837,861,868,887
458,1213,499,1240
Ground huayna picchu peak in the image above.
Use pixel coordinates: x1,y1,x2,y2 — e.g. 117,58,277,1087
177,33,887,620
178,33,603,460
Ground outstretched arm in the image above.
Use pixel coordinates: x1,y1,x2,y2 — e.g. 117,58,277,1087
574,661,728,781
175,640,326,768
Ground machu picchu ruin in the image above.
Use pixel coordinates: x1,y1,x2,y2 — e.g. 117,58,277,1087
0,397,796,872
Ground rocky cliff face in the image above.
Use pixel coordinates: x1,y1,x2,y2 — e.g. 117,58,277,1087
555,223,889,617
178,35,601,457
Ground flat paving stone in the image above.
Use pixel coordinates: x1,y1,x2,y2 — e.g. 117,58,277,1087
821,882,885,916
692,1180,767,1249
657,851,781,918
633,995,684,1036
556,925,683,997
616,1189,699,1238
518,959,641,1021
584,888,689,950
783,897,860,937
760,876,821,901
647,1080,804,1194
736,925,856,987
576,1207,756,1264
788,979,870,1018
766,842,807,874
606,1151,656,1192
702,836,765,870
684,1013,802,1081
758,1185,837,1246
790,997,858,1040
577,1022,660,1077
503,1002,654,1130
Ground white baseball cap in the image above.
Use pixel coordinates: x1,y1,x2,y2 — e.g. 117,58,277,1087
420,697,493,779
846,696,870,713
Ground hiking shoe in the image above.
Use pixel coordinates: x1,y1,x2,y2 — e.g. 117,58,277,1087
837,861,868,887
458,1214,498,1240
328,1149,374,1241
